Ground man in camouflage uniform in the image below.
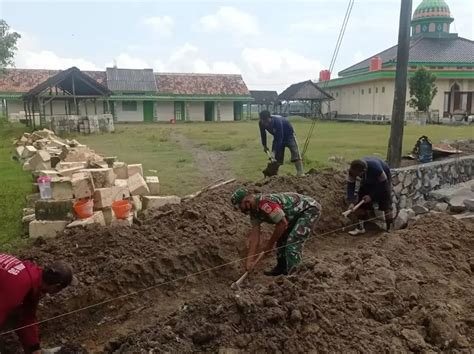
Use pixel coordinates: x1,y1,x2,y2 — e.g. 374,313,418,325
231,188,321,276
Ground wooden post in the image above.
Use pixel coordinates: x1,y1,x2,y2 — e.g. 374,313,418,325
387,0,412,167
31,99,36,129
84,99,88,116
5,99,8,118
94,98,97,115
72,74,78,115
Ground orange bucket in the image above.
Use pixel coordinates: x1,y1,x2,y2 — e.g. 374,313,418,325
74,199,94,219
112,200,132,219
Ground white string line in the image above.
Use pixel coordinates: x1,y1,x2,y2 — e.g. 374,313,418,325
0,214,384,337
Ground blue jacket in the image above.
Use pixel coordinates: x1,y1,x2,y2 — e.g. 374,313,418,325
259,115,295,153
347,157,391,202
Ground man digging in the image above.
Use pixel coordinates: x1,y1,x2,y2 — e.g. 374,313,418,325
346,157,393,235
0,253,74,354
259,110,305,177
231,188,321,276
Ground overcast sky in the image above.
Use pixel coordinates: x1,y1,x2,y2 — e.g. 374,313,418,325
1,0,472,92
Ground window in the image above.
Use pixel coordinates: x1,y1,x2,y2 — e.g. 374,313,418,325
122,101,137,111
361,89,365,95
368,88,372,94
382,87,385,93
376,87,379,94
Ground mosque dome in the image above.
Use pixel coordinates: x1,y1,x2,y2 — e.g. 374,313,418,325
411,0,454,37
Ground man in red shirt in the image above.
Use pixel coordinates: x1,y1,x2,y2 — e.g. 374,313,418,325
0,254,73,353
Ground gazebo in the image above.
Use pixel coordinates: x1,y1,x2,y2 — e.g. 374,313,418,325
278,80,333,118
23,66,112,128
246,90,280,119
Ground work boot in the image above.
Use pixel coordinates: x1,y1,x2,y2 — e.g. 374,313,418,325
295,160,305,177
264,257,288,276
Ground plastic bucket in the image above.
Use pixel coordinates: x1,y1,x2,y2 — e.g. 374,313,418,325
74,199,94,219
112,200,132,219
37,176,52,199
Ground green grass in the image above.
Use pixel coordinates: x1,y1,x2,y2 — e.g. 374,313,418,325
0,120,31,250
76,125,201,195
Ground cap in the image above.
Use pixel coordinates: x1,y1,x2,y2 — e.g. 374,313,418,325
231,187,249,208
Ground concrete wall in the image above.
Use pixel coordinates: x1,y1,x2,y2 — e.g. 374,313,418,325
6,99,24,115
391,155,474,210
115,100,143,122
4,99,105,117
187,102,205,121
155,102,174,122
219,102,234,121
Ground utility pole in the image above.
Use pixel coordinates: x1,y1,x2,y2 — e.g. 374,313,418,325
387,0,412,167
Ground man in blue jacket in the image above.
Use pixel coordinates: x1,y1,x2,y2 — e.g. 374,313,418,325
259,110,304,177
346,157,393,235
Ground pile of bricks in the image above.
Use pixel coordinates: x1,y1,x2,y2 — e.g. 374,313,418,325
14,129,181,239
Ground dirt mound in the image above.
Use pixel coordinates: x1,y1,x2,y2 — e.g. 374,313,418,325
108,214,474,353
9,171,345,350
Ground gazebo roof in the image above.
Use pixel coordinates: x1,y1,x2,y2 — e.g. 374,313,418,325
278,80,333,101
249,90,279,104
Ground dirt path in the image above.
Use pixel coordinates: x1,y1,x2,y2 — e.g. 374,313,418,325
172,131,235,183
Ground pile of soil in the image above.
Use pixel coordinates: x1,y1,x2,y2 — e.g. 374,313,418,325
7,170,346,351
109,214,474,353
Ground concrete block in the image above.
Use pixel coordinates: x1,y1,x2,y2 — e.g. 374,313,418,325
128,173,150,196
33,170,60,179
113,162,128,179
71,172,94,199
29,151,51,171
145,176,160,195
16,146,25,157
142,196,181,210
81,168,115,188
29,220,67,239
57,161,87,170
22,160,32,171
114,179,128,187
58,166,86,178
93,188,113,209
51,177,73,200
131,195,142,212
35,199,74,221
112,185,130,201
111,214,133,227
22,145,37,158
102,207,115,225
464,199,474,212
128,164,143,177
67,211,106,228
26,193,41,208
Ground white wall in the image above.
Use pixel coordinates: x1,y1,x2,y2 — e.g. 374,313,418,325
219,102,234,121
156,102,175,122
115,101,143,122
6,100,24,115
187,102,205,121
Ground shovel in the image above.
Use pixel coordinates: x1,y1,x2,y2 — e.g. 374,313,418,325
262,151,280,178
342,200,365,218
231,252,265,290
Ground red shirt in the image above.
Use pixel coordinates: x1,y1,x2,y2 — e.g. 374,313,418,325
0,254,42,352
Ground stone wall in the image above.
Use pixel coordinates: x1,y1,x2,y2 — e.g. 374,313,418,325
391,155,474,210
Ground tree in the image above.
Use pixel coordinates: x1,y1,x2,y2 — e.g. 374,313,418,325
408,67,438,114
0,20,21,71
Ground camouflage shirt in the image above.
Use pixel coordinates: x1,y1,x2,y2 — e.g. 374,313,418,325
250,193,320,225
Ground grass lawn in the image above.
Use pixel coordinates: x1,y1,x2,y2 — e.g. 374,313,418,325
0,120,31,250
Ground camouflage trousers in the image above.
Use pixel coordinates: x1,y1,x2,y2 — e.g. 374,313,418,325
277,206,321,270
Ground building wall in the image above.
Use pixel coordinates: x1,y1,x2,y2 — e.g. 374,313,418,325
155,102,174,122
6,100,24,115
326,77,474,118
187,102,205,121
115,100,143,122
219,102,234,121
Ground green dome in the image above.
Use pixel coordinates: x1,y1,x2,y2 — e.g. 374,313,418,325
413,0,451,20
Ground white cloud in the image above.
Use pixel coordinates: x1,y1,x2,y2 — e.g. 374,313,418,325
107,53,150,68
241,48,324,91
199,6,260,37
141,16,174,36
290,20,340,34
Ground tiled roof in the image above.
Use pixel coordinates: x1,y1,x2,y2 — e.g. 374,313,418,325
155,73,250,96
339,36,474,76
249,90,279,104
278,80,333,101
106,68,157,92
0,69,106,93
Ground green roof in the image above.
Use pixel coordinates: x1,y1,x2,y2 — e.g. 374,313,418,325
414,0,450,14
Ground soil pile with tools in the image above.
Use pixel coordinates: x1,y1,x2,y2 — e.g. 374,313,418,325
5,171,345,351
109,214,474,353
